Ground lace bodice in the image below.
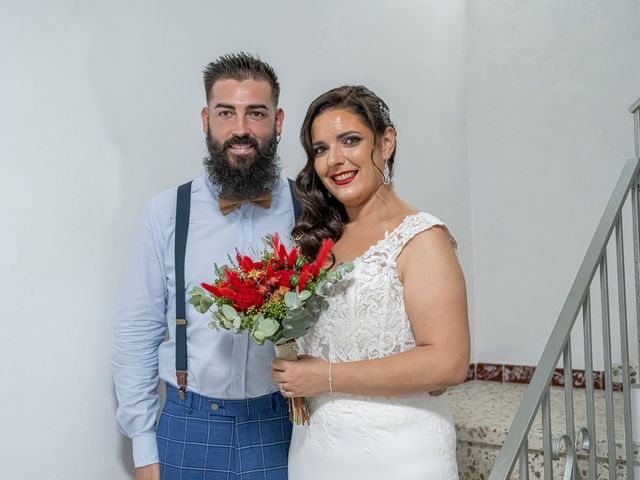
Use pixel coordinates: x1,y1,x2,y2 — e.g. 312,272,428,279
298,212,454,363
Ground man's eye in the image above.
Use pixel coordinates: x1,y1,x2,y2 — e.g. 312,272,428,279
218,111,233,117
249,111,266,119
344,136,361,145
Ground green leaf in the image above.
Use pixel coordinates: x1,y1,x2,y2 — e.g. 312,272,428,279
281,308,314,338
188,286,207,297
315,280,327,296
284,291,302,309
253,315,279,339
298,290,312,302
199,297,213,312
221,304,239,320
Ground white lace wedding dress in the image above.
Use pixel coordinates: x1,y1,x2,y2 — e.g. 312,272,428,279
288,213,459,480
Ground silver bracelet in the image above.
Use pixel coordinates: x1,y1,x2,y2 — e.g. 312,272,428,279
328,360,334,395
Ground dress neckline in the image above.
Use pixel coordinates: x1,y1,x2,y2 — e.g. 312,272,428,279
344,212,423,264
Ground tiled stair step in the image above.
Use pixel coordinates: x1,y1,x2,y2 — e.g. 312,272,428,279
449,381,634,479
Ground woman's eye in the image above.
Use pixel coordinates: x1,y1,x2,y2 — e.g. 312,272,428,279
344,135,361,146
312,146,327,156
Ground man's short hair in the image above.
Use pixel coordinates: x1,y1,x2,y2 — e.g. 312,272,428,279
203,52,280,105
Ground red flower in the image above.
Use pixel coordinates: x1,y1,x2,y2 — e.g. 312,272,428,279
271,233,298,268
233,285,265,310
275,269,295,288
236,251,263,273
297,270,311,290
313,238,334,272
202,282,238,303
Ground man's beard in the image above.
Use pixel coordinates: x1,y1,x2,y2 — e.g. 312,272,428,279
204,131,281,200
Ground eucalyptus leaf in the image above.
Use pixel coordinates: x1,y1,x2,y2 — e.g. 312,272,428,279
298,290,312,302
305,296,322,314
315,280,327,296
326,272,339,283
340,262,354,273
199,297,213,312
254,316,279,339
284,292,302,309
221,304,239,320
188,286,207,297
282,309,314,338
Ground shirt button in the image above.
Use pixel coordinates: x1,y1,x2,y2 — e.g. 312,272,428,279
242,213,248,219
236,374,242,380
211,403,220,412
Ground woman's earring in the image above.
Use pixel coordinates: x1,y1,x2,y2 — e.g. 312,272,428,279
382,160,391,185
327,191,332,198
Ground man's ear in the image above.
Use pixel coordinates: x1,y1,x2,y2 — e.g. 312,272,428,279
201,106,210,135
275,107,285,136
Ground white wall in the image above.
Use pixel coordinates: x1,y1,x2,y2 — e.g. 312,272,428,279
0,1,470,478
467,0,640,368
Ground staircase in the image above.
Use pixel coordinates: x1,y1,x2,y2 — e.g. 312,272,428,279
454,98,640,479
450,380,631,479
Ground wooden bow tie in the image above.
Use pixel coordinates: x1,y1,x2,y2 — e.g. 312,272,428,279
218,193,272,215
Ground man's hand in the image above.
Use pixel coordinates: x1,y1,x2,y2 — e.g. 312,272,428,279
135,463,159,480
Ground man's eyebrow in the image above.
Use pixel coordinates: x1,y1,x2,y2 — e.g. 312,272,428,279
213,103,269,110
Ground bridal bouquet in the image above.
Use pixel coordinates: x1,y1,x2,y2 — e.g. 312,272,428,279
188,233,353,424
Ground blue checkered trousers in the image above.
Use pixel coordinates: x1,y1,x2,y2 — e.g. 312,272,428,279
157,385,292,480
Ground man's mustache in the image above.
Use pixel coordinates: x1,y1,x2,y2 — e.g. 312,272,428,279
223,135,259,151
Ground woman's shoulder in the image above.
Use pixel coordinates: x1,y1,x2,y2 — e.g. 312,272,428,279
392,212,457,258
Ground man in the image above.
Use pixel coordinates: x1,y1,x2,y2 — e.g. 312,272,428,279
113,53,295,480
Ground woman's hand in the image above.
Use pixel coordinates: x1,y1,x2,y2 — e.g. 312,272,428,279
271,355,330,397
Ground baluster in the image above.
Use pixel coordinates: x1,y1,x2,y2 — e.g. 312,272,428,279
519,437,529,480
563,340,576,479
632,182,640,370
542,386,553,479
616,217,635,479
633,107,639,160
582,293,598,478
600,253,618,475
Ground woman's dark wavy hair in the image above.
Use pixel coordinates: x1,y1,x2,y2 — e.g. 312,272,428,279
292,85,396,259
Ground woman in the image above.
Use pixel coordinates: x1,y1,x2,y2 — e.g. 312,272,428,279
272,85,469,479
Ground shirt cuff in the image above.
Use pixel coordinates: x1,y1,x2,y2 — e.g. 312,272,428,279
132,433,159,468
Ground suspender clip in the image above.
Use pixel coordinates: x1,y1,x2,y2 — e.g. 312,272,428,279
176,370,188,400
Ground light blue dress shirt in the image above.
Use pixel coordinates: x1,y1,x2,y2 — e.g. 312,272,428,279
112,175,296,467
